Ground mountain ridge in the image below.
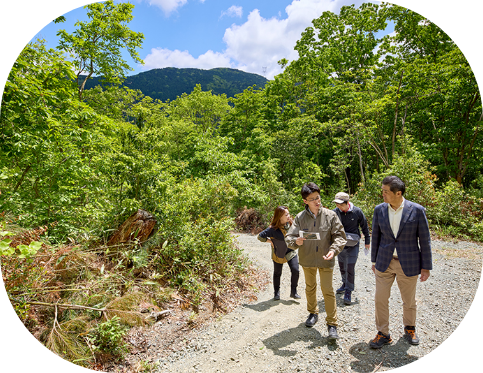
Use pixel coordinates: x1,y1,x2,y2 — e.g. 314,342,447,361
81,67,268,102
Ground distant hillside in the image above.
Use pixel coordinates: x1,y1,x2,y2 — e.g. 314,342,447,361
81,67,268,101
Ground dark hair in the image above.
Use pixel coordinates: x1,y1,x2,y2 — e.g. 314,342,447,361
382,175,406,195
270,206,292,230
301,182,320,199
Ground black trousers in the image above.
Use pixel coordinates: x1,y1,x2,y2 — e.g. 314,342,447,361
337,244,359,292
273,255,300,293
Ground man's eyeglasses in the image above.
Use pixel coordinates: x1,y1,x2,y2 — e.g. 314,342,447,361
306,195,321,203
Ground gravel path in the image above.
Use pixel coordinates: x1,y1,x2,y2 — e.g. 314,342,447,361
154,233,482,373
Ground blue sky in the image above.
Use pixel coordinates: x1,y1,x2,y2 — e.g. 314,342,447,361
31,0,376,79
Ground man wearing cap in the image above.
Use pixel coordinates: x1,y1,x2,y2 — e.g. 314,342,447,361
332,192,370,305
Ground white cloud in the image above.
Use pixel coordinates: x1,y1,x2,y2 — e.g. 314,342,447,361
147,0,188,16
143,48,232,70
222,0,367,79
144,0,369,78
222,9,296,78
221,5,243,19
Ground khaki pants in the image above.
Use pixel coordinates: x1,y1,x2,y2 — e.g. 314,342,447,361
302,267,337,326
375,258,418,335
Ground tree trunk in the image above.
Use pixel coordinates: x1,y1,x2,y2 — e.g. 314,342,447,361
13,164,31,193
392,71,404,159
356,132,365,184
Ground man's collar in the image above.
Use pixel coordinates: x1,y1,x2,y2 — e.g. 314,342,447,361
305,204,322,217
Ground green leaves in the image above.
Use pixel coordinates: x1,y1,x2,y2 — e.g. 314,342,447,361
0,223,42,258
56,0,144,99
293,2,387,85
17,241,42,259
0,239,15,256
88,316,129,357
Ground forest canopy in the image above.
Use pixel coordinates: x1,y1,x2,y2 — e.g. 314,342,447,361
1,0,482,257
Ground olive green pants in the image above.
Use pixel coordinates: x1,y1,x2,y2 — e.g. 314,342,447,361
302,266,338,326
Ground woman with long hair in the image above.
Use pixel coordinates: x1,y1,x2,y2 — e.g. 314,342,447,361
258,206,300,300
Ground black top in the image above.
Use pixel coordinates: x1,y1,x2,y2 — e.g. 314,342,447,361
333,204,370,246
258,226,295,259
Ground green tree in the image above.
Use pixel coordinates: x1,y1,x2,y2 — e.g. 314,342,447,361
378,4,482,185
0,40,115,239
288,2,387,96
272,3,390,190
165,84,232,135
219,86,265,153
56,0,144,99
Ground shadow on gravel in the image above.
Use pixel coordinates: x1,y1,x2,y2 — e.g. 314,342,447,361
348,337,418,372
243,298,300,312
261,323,340,357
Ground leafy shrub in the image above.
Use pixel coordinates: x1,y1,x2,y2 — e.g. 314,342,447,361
354,147,483,240
138,176,249,304
354,145,437,224
431,180,483,240
88,316,129,358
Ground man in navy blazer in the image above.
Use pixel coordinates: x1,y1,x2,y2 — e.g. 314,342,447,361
369,176,432,349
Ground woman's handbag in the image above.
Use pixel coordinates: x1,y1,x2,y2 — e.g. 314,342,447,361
271,238,289,258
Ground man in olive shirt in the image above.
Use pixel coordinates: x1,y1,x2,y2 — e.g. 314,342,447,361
285,182,347,340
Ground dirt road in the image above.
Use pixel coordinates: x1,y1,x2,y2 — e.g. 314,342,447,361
154,233,481,372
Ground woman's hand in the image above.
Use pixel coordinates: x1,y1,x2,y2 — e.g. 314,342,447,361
323,250,334,260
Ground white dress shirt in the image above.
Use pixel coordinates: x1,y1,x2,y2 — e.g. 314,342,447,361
372,197,406,265
388,197,405,258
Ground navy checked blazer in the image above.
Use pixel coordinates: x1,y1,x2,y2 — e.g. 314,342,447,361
371,199,432,277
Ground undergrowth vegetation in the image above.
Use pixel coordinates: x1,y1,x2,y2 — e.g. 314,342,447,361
1,216,258,369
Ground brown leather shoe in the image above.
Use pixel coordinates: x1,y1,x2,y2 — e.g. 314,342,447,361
404,326,420,345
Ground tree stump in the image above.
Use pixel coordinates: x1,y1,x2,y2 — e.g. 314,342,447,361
107,209,156,246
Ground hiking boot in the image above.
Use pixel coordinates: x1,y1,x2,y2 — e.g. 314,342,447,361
369,331,393,349
305,313,318,327
336,284,345,294
328,325,339,340
343,290,351,305
404,326,420,345
273,289,280,300
290,292,301,299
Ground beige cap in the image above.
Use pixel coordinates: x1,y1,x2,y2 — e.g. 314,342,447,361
333,192,350,204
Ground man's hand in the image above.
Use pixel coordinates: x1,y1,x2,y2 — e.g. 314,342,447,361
323,250,334,260
371,264,376,274
266,239,272,244
420,269,430,282
295,237,305,246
